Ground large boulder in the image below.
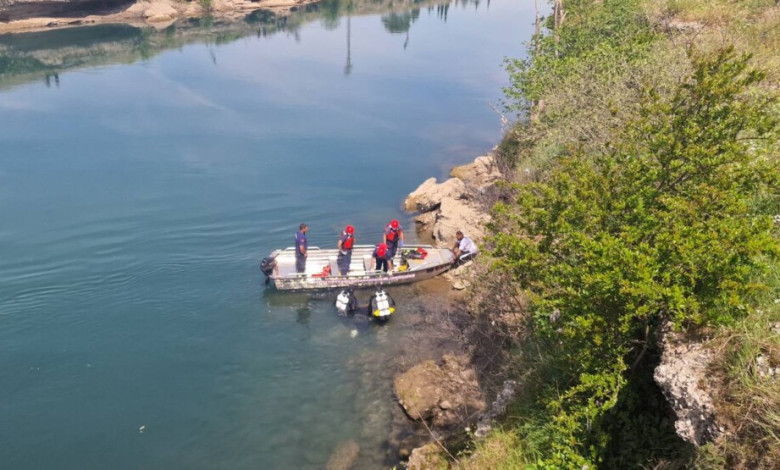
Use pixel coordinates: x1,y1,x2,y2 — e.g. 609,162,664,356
142,2,178,22
432,197,488,247
394,353,486,429
404,177,467,213
654,327,721,445
394,360,443,420
450,155,501,189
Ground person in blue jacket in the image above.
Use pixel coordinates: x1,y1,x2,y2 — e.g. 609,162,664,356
295,223,308,274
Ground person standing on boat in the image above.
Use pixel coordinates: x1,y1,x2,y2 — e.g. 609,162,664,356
337,224,355,276
295,223,308,274
373,242,393,273
383,219,404,260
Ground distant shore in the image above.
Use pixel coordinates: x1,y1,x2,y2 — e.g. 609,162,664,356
0,0,319,34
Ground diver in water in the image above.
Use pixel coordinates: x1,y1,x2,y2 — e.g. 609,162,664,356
334,288,396,323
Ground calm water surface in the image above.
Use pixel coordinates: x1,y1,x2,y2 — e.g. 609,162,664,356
0,1,534,467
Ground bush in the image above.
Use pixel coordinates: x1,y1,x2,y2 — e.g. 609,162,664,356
490,48,779,467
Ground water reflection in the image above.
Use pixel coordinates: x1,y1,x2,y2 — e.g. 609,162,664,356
0,0,486,89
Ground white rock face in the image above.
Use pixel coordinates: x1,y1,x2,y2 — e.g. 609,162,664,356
450,155,502,188
403,177,467,213
142,2,177,22
654,328,721,446
433,197,487,247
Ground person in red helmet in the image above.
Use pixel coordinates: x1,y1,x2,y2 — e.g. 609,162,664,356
337,224,356,276
373,242,393,273
383,219,405,261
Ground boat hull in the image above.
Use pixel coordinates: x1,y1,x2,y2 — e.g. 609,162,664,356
265,244,453,291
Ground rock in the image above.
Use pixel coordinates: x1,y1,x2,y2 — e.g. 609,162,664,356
406,443,448,470
664,19,704,33
654,325,721,445
452,280,469,290
433,197,488,247
394,360,444,420
475,380,518,438
404,177,467,213
450,155,501,189
394,354,486,429
325,440,360,470
143,3,178,22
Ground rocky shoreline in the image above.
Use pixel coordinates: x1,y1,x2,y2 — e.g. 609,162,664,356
380,153,518,469
380,152,727,469
0,0,318,33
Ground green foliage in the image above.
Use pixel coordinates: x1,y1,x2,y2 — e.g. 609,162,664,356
490,48,779,466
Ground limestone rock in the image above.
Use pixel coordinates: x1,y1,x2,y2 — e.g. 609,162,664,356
406,443,448,470
450,155,501,189
325,440,360,470
394,360,443,420
404,177,467,213
475,380,518,438
143,2,178,22
394,353,486,430
433,197,488,247
654,326,720,445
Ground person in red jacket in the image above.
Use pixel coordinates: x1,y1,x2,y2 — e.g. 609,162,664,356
373,243,393,273
337,225,355,276
383,219,404,260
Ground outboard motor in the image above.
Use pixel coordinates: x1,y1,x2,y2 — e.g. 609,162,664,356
370,289,396,323
335,289,358,316
260,256,277,286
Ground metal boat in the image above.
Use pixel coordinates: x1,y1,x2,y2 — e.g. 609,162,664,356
262,244,454,291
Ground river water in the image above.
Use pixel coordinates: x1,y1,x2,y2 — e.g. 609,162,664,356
0,1,533,468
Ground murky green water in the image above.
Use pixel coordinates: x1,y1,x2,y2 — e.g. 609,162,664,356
0,1,534,467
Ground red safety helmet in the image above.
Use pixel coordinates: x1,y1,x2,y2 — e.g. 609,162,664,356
345,225,355,234
390,219,400,229
377,243,388,257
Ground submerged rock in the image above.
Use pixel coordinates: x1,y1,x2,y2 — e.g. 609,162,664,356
325,440,360,470
393,353,486,429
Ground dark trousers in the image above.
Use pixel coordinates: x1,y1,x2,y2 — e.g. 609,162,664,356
375,258,389,272
387,243,398,259
296,256,306,273
337,252,352,276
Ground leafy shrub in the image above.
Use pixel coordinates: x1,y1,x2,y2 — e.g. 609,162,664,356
490,48,779,467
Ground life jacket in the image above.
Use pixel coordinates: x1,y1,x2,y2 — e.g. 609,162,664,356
386,227,399,243
343,234,354,250
313,265,331,278
417,247,428,259
372,290,395,318
376,244,387,258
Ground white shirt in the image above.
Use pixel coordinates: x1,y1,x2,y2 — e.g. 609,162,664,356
458,236,477,254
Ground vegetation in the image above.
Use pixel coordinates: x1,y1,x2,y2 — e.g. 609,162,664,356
459,0,780,468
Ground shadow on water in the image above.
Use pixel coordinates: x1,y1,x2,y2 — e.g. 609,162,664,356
0,0,486,89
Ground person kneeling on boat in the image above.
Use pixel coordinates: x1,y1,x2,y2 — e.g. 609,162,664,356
373,242,393,273
452,230,477,264
337,224,355,276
